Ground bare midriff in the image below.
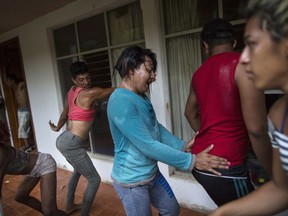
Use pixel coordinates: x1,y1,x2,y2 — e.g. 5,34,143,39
67,120,93,140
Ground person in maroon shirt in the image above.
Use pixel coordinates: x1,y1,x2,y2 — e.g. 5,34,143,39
185,18,271,206
210,0,288,215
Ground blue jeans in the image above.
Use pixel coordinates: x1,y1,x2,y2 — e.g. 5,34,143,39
114,171,180,216
56,130,101,216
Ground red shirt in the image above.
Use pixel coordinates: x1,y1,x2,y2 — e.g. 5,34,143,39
68,86,95,122
191,52,250,167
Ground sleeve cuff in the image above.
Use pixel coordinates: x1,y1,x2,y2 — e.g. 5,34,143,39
188,154,196,171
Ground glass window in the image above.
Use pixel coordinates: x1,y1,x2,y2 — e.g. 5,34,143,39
77,14,107,52
82,51,113,155
166,34,202,141
54,24,77,57
163,0,218,35
107,2,144,45
57,57,78,102
223,0,248,21
53,1,144,156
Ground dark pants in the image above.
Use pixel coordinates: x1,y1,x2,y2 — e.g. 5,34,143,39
192,163,254,206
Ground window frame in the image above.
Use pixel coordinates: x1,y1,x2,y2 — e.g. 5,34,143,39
51,0,145,156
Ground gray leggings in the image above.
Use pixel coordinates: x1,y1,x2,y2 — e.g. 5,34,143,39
56,130,101,216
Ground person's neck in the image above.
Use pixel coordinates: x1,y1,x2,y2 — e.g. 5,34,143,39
120,80,143,97
209,44,233,56
120,80,133,92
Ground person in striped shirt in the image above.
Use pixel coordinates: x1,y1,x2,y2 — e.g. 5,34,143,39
210,0,288,215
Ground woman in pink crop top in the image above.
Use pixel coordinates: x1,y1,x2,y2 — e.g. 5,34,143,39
49,61,115,216
67,86,95,122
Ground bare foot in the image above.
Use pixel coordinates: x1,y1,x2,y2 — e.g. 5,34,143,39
65,203,82,215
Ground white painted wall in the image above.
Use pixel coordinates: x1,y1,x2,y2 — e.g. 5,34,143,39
0,0,217,212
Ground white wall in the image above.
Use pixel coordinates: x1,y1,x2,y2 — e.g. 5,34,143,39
0,0,216,212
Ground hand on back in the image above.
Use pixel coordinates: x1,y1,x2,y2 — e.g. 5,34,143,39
195,144,230,176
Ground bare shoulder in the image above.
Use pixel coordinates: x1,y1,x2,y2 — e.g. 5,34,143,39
82,86,115,100
235,62,263,96
81,87,103,97
234,62,250,87
269,95,288,127
234,61,245,78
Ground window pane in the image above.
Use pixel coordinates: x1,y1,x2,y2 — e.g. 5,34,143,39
82,51,114,155
166,34,201,141
223,0,248,21
90,98,113,155
57,57,78,102
83,51,112,88
78,14,107,52
107,2,144,45
54,24,77,57
163,0,218,35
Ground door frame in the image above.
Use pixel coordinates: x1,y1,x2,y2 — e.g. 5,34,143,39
0,37,36,148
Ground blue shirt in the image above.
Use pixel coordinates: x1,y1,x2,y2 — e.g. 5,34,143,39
107,88,193,184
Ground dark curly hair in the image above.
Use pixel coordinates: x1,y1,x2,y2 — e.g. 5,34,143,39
69,61,89,79
201,18,234,49
114,46,157,79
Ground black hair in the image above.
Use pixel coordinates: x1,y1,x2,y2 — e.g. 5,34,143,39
245,0,288,42
114,46,157,79
201,18,234,48
6,74,19,83
69,61,89,79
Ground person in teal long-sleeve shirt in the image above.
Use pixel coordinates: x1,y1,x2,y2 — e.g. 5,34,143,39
107,46,230,216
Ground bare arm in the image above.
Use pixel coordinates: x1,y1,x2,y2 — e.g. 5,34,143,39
235,63,272,175
0,148,9,198
85,87,115,102
209,147,288,216
185,83,200,132
49,98,69,132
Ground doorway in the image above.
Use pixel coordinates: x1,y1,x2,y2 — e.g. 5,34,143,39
0,37,36,149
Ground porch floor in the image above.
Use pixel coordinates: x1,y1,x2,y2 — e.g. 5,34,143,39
2,168,206,216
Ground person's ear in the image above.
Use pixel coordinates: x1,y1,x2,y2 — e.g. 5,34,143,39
71,77,77,85
129,69,135,76
232,39,237,49
203,41,209,55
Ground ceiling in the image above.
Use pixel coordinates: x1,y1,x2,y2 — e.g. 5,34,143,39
0,0,78,35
